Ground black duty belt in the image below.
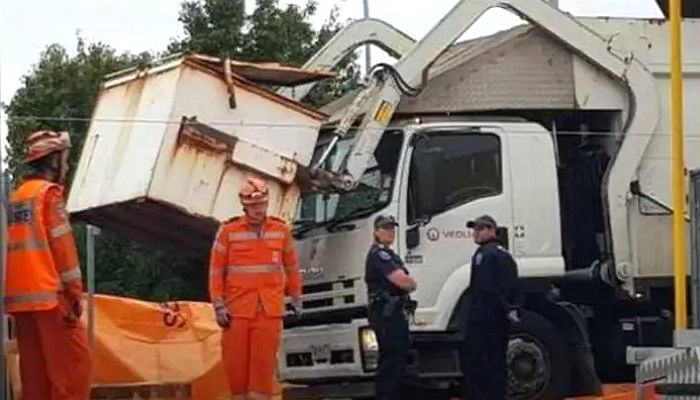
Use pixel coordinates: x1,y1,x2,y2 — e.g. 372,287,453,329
369,291,416,320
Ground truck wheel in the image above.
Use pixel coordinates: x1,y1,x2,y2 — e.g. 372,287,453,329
508,310,570,400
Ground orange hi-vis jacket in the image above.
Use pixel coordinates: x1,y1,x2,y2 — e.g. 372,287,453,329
209,216,301,318
5,177,83,313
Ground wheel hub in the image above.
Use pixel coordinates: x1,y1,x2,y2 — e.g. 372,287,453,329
507,337,548,398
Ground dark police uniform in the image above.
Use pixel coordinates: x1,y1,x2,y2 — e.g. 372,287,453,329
464,228,521,400
365,240,412,400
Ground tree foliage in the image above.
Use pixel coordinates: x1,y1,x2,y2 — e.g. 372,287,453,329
4,40,151,180
3,40,203,301
3,0,359,301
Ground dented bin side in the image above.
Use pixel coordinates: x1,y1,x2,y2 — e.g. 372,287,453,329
67,67,180,215
68,58,325,260
147,64,322,223
174,63,323,166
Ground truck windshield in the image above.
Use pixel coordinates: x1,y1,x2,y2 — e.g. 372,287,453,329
295,130,404,234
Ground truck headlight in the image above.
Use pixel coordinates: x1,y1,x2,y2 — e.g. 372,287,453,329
359,327,379,371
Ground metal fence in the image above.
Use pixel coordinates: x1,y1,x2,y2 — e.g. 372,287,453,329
691,169,700,330
638,348,700,399
633,170,700,399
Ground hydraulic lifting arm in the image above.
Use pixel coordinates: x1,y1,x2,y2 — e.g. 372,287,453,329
311,0,658,287
277,18,416,102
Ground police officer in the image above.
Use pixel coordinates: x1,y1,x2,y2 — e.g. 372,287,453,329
365,215,417,400
463,215,521,400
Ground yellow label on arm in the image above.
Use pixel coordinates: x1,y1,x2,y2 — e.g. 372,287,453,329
373,100,394,125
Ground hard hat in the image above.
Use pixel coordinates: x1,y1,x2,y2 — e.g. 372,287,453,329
239,176,269,205
23,130,71,163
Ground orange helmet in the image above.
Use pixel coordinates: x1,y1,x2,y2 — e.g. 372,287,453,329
23,130,71,163
239,176,269,205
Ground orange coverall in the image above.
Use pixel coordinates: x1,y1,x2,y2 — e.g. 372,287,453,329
209,215,301,400
5,177,92,400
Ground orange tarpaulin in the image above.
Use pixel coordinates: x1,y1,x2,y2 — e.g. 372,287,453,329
568,384,656,400
87,294,281,400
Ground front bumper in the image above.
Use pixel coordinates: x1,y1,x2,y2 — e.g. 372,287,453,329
284,381,375,400
279,319,371,382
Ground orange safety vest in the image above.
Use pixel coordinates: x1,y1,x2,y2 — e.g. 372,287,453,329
5,178,63,312
210,216,300,318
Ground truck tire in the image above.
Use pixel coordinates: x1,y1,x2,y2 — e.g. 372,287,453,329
508,310,570,400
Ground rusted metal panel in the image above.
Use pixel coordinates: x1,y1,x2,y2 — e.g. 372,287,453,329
68,54,325,259
144,63,323,223
154,116,300,222
171,64,323,165
176,117,238,153
231,140,297,184
67,65,180,214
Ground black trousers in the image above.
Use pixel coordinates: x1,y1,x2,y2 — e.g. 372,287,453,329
464,316,509,400
369,303,410,400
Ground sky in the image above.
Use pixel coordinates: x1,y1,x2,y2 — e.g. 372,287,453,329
0,0,664,155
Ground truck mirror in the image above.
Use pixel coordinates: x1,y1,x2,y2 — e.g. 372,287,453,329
496,227,509,250
413,147,446,216
406,225,420,249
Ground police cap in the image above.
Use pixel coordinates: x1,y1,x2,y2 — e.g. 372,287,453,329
466,214,497,229
374,214,399,229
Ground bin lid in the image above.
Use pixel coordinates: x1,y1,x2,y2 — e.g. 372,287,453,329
105,53,337,87
187,54,338,86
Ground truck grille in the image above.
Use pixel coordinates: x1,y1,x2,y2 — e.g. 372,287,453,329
303,282,333,294
300,279,359,311
286,349,355,367
284,306,367,328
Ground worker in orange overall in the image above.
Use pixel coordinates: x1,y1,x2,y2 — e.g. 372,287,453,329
209,175,302,400
5,130,92,400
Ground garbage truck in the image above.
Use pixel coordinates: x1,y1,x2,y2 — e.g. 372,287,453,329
66,0,700,398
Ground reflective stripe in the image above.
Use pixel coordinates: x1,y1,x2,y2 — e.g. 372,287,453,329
265,231,285,239
229,232,259,241
50,223,72,238
60,267,82,282
4,290,58,305
225,264,281,274
229,230,285,242
7,238,49,251
213,298,225,309
210,269,224,277
213,242,226,253
231,395,246,400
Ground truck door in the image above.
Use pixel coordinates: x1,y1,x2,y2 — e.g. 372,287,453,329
398,126,513,312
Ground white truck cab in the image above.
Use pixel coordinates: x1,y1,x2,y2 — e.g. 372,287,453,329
282,120,570,398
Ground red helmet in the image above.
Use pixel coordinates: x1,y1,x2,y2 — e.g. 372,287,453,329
23,130,71,163
239,176,269,205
